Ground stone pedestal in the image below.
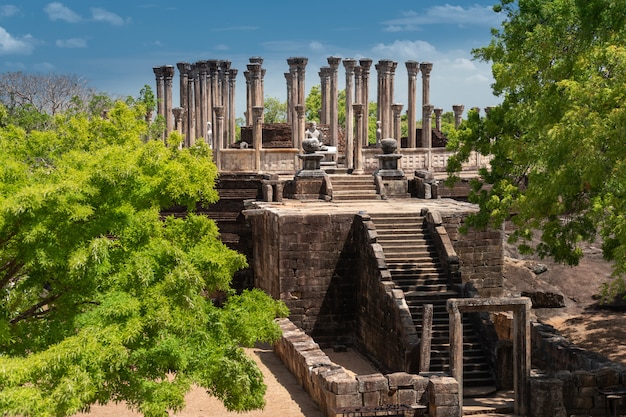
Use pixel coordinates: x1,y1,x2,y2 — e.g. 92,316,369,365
296,153,325,177
374,138,409,198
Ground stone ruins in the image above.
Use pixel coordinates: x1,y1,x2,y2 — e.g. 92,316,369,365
154,56,626,417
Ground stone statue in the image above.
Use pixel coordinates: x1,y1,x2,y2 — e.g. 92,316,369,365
376,120,382,145
305,121,327,151
206,122,213,148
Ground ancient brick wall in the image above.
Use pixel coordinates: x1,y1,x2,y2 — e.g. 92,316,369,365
274,318,459,417
442,213,504,297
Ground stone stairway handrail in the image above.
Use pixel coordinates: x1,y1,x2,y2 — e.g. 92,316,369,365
422,208,461,286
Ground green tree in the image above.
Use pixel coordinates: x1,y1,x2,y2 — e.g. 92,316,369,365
0,99,288,416
263,96,287,123
447,0,626,298
305,85,322,122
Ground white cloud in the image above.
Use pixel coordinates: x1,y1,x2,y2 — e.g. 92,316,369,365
91,8,125,26
215,44,229,51
309,41,325,52
371,40,437,61
56,38,87,48
0,27,34,55
0,5,19,17
44,2,81,23
34,62,55,72
383,5,502,31
452,57,476,70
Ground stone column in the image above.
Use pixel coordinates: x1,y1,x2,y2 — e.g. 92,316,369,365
252,106,264,172
152,66,165,125
359,58,372,147
376,59,395,139
287,57,307,144
452,104,464,128
219,61,231,147
244,69,252,125
284,72,293,124
163,65,175,135
423,104,434,170
192,63,202,140
353,103,364,174
228,68,238,146
434,107,443,131
343,58,357,171
328,56,341,148
208,60,220,136
420,62,433,150
391,103,403,144
172,107,184,135
295,104,306,165
176,62,190,145
213,105,224,171
319,66,331,124
198,61,210,144
405,61,420,148
247,62,263,124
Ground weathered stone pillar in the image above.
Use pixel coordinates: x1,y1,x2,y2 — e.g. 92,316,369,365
208,60,220,135
420,62,433,106
391,103,403,144
295,104,306,152
375,60,391,139
359,58,372,146
405,61,420,148
244,69,252,126
219,61,231,147
284,72,292,124
247,62,263,125
328,56,341,148
163,65,175,135
319,66,331,124
172,107,184,135
343,58,357,171
452,104,464,128
176,62,191,145
287,57,308,145
198,61,210,144
353,103,364,174
434,107,443,131
252,106,264,172
213,105,224,171
152,65,165,127
423,104,434,170
192,63,202,140
228,68,238,146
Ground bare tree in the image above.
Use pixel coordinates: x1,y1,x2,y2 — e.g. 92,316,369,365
0,72,95,115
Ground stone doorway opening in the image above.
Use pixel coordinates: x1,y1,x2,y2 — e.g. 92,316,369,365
446,297,532,417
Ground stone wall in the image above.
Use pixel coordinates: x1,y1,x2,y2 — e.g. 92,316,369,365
442,213,504,298
351,213,420,373
246,208,358,346
274,318,460,417
493,315,626,416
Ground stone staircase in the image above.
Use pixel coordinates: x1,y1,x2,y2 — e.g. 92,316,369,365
329,174,380,201
369,212,495,390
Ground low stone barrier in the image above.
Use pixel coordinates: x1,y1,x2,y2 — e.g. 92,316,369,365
273,318,460,417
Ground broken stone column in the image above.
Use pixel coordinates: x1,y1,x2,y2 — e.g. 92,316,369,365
343,58,357,171
405,61,420,148
198,61,210,143
423,104,434,170
434,107,443,131
452,104,464,129
295,103,306,153
284,72,292,124
163,65,175,135
213,105,224,171
391,103,403,144
176,62,191,145
172,107,184,136
153,66,165,122
420,62,433,150
328,56,341,148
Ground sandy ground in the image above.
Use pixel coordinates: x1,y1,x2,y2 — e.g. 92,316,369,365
79,345,381,417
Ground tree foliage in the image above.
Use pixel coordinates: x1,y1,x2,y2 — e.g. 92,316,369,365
447,0,626,297
263,96,287,123
0,97,288,416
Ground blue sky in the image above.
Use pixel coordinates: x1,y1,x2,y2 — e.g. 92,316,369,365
0,1,504,118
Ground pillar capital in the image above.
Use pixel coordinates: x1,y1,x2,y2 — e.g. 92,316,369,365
219,60,231,72
434,107,443,117
287,56,308,69
359,58,373,72
423,104,435,114
343,58,357,72
391,103,404,114
251,106,264,118
213,105,224,117
295,103,305,117
176,62,192,75
452,104,465,113
327,56,341,69
405,60,420,76
249,56,263,65
153,66,165,78
172,107,184,119
228,68,238,79
420,62,433,76
352,103,364,115
163,65,175,80
319,66,332,79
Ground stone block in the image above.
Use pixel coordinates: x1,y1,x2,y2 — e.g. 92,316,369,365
387,372,415,389
564,395,594,410
330,377,358,395
397,388,418,405
362,390,381,406
428,404,460,417
331,393,362,409
430,393,459,406
357,373,388,393
595,368,620,387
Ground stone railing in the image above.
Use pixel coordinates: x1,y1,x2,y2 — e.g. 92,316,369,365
274,318,460,417
422,208,461,287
